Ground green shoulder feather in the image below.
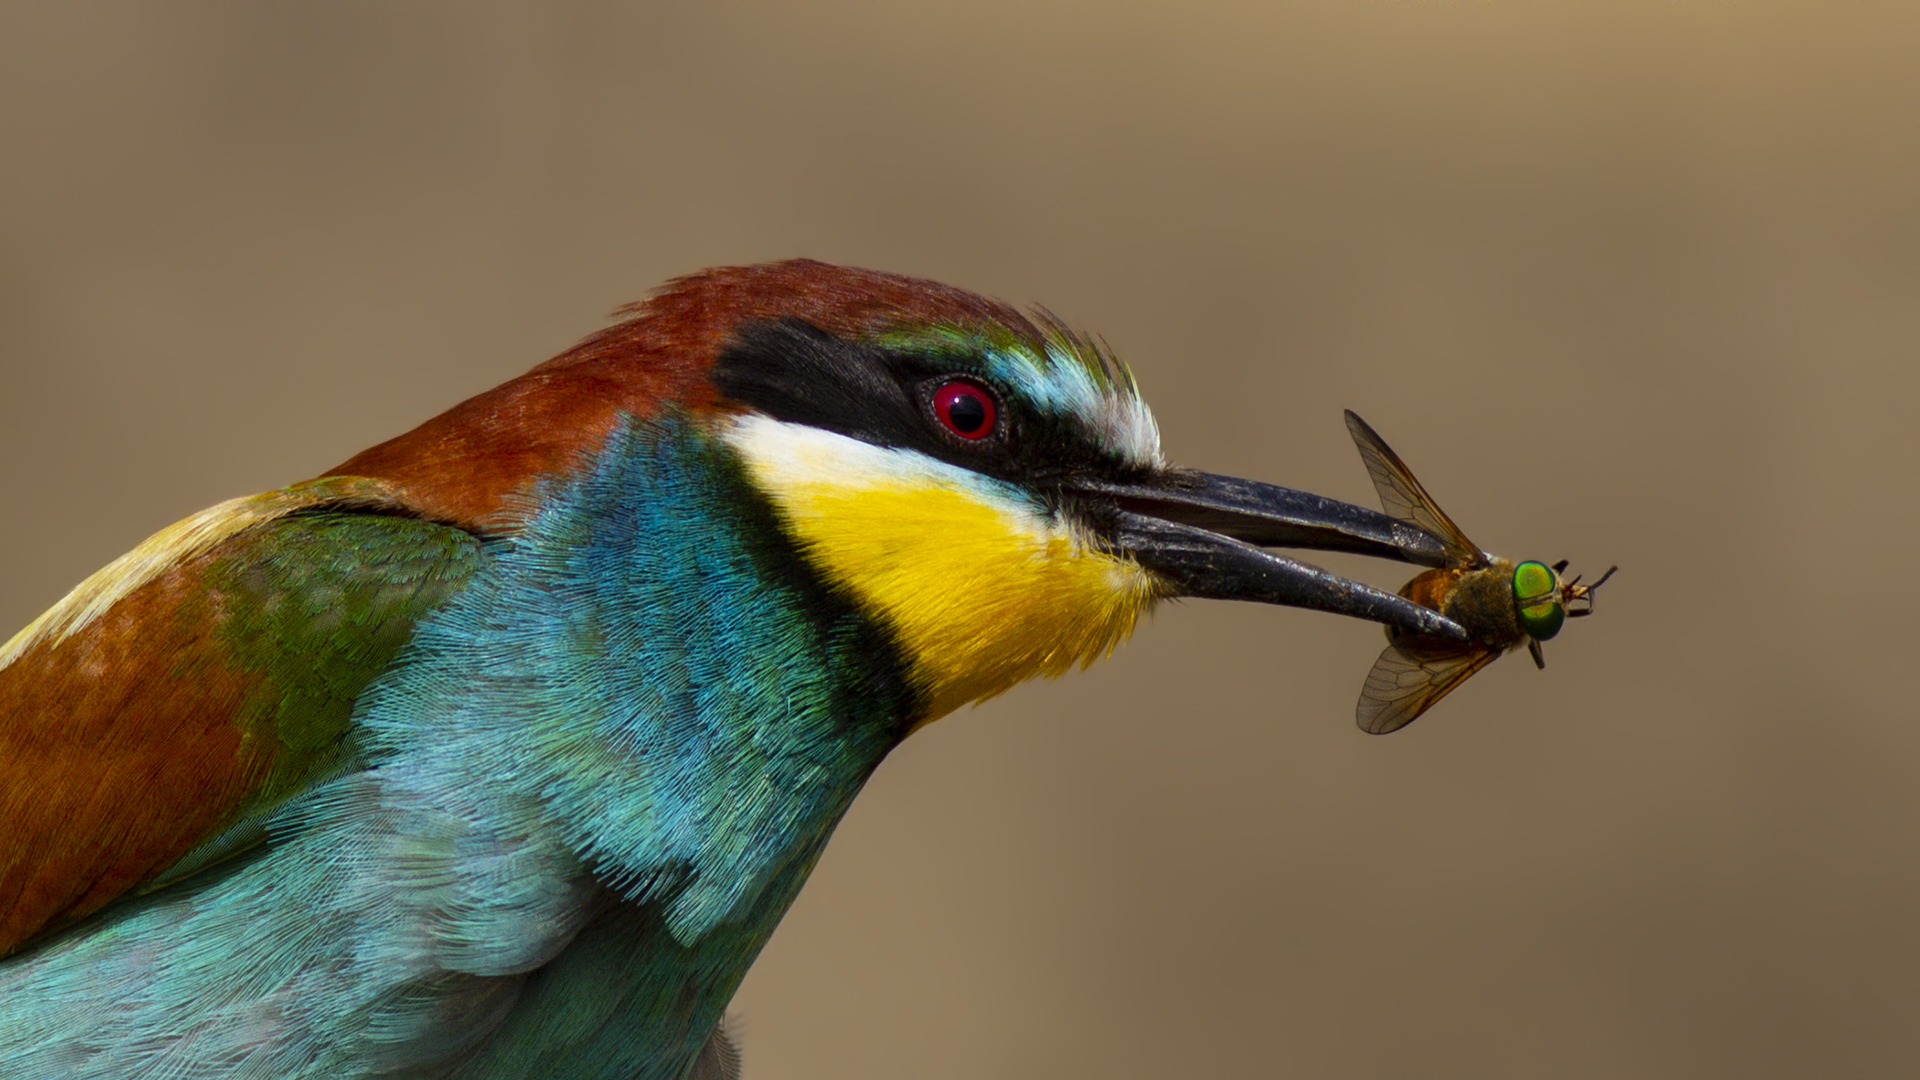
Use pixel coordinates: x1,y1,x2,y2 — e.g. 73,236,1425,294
0,477,483,955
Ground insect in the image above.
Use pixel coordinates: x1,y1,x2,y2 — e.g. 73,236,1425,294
1344,410,1615,734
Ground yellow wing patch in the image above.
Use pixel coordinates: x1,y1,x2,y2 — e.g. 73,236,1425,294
725,416,1159,725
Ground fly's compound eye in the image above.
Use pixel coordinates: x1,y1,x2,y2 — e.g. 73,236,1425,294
931,379,997,440
1512,560,1566,640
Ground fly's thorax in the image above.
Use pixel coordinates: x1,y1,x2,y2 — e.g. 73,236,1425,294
1387,565,1519,648
1440,559,1528,649
1387,567,1492,643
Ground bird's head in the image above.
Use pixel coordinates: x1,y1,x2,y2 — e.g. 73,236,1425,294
336,260,1464,728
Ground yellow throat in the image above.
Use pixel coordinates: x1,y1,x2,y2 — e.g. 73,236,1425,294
723,414,1159,725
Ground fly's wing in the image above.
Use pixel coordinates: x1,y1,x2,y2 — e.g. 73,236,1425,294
0,477,484,956
1356,638,1501,735
1343,410,1489,568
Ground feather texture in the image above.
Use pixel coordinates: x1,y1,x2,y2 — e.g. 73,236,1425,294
0,413,906,1078
0,478,482,955
0,260,1187,1076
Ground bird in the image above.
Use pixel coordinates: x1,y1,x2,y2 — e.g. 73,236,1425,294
0,260,1464,1079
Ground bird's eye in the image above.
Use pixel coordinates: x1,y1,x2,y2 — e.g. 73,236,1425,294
931,379,996,440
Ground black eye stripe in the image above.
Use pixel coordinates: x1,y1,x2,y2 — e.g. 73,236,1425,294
711,317,1142,487
711,319,926,444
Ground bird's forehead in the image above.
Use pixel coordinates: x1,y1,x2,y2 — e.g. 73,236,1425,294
874,320,1163,470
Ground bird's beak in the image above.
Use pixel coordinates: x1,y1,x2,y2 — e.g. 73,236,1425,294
1075,471,1469,640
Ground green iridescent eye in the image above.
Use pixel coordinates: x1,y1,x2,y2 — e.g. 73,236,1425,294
1512,560,1565,640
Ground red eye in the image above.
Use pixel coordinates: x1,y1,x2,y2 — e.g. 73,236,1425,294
932,380,996,440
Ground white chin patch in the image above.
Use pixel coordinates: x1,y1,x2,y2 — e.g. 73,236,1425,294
719,413,1059,534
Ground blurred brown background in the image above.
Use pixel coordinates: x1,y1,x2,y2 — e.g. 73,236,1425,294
3,3,1916,1077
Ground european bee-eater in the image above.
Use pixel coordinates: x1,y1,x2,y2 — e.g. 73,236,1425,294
0,260,1463,1079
